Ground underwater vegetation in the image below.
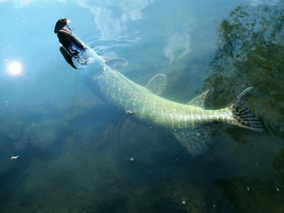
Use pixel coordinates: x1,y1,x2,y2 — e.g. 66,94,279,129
203,1,284,138
207,2,284,212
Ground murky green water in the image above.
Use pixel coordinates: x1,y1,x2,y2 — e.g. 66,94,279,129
0,0,284,212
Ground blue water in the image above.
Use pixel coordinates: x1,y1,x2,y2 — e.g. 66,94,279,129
0,0,284,212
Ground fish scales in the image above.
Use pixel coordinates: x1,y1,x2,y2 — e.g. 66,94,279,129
93,67,231,130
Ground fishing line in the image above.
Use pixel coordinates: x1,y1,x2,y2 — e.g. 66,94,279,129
69,71,78,141
56,0,66,18
64,64,79,165
55,0,74,31
55,0,78,160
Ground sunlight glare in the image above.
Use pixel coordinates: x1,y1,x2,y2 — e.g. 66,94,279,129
7,61,23,76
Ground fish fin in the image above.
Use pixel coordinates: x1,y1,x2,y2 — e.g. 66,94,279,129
187,90,210,109
228,87,264,132
102,52,118,60
146,74,167,95
105,58,129,70
173,127,214,156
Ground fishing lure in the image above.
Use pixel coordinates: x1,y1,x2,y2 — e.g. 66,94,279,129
55,18,88,68
54,18,72,33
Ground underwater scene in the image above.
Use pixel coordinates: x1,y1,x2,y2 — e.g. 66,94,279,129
0,0,284,212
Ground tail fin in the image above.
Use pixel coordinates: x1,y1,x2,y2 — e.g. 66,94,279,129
228,87,264,132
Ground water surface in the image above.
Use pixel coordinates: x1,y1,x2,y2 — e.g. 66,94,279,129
0,0,284,212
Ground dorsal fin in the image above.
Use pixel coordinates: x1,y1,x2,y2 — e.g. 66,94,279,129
187,90,209,109
146,73,167,95
105,58,129,70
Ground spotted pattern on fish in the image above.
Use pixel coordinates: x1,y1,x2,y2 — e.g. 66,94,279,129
87,66,231,130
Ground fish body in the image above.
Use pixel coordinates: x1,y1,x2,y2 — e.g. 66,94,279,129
56,26,264,155
88,67,230,130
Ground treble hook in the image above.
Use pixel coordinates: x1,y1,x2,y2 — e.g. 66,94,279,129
65,24,74,32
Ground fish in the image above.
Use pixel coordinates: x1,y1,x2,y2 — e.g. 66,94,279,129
55,21,264,156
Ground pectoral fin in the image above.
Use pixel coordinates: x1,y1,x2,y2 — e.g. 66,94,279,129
187,90,209,109
173,127,214,156
146,73,167,95
105,58,129,70
102,52,118,60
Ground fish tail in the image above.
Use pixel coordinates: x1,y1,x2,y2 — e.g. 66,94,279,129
228,87,264,132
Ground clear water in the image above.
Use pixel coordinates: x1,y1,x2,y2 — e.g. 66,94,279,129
0,0,284,212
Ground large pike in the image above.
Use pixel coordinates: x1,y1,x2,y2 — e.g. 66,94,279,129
55,19,264,156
